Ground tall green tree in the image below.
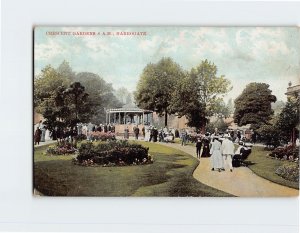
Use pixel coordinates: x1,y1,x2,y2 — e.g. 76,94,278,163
189,60,232,117
34,65,70,111
63,82,90,126
170,59,231,129
135,57,185,126
234,82,277,129
276,98,299,143
170,73,207,129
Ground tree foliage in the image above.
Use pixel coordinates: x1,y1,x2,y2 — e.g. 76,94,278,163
189,59,232,117
170,72,207,128
34,61,122,127
256,124,280,147
276,98,299,143
135,57,185,126
57,60,76,81
115,87,133,105
206,118,228,134
75,72,122,123
170,59,231,129
34,65,70,110
234,82,277,129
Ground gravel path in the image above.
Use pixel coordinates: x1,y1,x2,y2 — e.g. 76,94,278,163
159,142,299,197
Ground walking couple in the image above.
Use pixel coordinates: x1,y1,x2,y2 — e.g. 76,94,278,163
210,135,235,172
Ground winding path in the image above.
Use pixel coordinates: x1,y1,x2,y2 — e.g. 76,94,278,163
159,142,299,197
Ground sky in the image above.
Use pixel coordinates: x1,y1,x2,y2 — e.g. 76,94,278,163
34,26,300,102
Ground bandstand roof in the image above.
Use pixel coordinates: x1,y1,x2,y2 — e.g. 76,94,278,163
106,104,153,114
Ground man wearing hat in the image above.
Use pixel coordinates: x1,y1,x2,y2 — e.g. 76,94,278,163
221,135,235,172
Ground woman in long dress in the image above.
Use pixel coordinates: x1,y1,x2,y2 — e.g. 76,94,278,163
144,126,150,141
45,129,51,141
210,137,223,172
201,138,210,157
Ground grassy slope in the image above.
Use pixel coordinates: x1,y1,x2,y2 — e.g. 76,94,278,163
245,146,299,189
34,142,232,197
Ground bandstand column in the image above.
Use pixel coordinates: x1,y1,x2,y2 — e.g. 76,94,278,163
143,112,145,124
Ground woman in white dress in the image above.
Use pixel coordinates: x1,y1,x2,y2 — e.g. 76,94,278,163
45,129,51,141
144,126,150,142
210,137,223,172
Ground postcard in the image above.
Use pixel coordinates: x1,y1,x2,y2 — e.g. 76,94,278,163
33,26,299,197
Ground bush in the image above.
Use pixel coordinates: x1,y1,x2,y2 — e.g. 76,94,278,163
90,131,116,141
275,163,299,182
46,141,77,155
269,145,299,160
74,140,152,166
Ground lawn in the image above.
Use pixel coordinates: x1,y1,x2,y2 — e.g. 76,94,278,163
245,146,299,189
34,141,232,197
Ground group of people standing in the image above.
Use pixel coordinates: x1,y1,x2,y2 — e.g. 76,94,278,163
195,135,238,172
34,121,116,145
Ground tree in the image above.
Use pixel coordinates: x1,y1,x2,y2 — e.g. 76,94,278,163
75,72,122,123
34,65,70,111
206,118,229,134
63,82,90,126
170,73,207,129
226,98,234,115
190,60,232,117
135,57,185,126
256,124,280,147
276,98,299,143
170,59,231,130
115,87,133,105
56,60,76,81
234,82,277,129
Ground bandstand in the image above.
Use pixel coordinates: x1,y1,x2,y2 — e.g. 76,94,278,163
105,105,153,136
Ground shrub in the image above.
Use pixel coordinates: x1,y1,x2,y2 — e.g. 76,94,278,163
275,163,299,182
46,141,77,155
74,140,152,166
269,145,299,160
90,131,116,141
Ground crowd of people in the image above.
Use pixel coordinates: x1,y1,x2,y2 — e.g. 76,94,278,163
192,132,252,172
34,121,116,145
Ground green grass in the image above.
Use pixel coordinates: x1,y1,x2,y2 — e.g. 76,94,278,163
34,141,232,197
245,146,299,189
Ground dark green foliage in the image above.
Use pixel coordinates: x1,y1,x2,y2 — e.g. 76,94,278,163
75,141,150,166
135,57,185,126
256,124,280,148
276,98,299,143
170,59,231,129
234,82,277,129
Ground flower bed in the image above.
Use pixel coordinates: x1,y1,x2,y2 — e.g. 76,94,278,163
73,140,152,166
269,145,299,161
275,163,299,182
90,131,116,141
46,141,77,155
